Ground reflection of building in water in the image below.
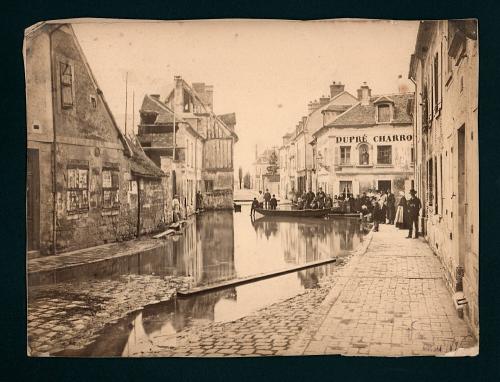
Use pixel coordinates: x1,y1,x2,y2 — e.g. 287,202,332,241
197,211,236,285
278,218,364,265
174,288,236,326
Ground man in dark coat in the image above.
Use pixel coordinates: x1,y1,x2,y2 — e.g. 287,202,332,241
263,189,272,209
270,194,278,210
406,189,422,239
250,197,259,217
386,190,396,224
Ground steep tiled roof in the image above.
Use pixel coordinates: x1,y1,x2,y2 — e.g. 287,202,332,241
218,113,236,127
327,92,414,127
140,95,185,124
126,136,165,178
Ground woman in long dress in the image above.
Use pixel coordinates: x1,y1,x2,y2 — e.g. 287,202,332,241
395,191,407,229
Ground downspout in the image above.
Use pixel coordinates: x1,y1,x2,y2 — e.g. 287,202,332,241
49,24,64,255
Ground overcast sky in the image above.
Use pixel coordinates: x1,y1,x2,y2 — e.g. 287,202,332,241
72,19,419,173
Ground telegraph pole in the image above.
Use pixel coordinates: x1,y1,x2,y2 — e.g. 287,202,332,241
124,71,128,136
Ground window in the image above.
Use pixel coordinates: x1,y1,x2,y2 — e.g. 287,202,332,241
90,95,97,109
340,146,350,165
67,165,89,213
434,53,441,111
377,104,391,123
205,180,214,192
427,158,434,207
339,181,352,196
60,62,74,108
102,168,120,209
377,145,392,165
359,144,370,165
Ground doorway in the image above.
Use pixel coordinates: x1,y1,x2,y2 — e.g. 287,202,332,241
27,149,40,251
378,180,391,193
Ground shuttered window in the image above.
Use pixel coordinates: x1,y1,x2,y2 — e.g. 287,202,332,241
60,62,74,108
67,165,89,213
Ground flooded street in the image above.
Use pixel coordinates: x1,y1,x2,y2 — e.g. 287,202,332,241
53,205,366,356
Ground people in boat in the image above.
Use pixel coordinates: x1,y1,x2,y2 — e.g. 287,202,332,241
324,194,333,209
395,191,407,229
317,187,326,204
270,194,278,210
264,189,272,209
332,195,340,209
257,190,264,208
386,189,396,224
297,196,305,210
305,189,315,208
250,197,259,217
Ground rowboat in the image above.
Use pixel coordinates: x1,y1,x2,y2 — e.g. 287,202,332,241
253,208,330,218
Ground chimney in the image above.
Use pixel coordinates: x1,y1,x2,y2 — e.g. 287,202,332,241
319,95,330,106
397,74,409,93
173,75,184,114
329,81,345,98
302,116,307,126
357,82,372,106
205,85,214,112
308,99,321,114
307,101,315,114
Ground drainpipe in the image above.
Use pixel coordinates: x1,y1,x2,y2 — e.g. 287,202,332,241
49,24,64,255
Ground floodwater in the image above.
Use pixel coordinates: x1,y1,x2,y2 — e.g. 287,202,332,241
59,205,367,356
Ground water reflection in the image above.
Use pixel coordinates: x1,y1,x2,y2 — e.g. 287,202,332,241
58,206,366,356
133,206,364,286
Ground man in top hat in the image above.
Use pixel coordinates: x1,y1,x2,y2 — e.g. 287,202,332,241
406,189,421,239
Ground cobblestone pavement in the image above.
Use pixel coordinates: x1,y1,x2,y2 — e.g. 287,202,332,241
285,224,477,357
130,241,372,357
27,275,190,356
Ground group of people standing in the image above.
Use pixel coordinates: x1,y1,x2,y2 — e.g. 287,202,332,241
250,189,278,217
366,188,422,239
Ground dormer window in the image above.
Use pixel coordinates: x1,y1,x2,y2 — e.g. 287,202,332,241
374,96,395,124
377,104,391,123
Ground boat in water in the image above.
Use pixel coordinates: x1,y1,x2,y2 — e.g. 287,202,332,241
253,208,330,218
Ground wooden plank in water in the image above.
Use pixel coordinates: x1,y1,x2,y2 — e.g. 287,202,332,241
153,229,175,239
177,257,337,297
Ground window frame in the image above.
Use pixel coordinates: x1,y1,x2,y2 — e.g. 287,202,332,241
376,145,392,165
376,104,391,123
60,62,74,109
340,146,351,165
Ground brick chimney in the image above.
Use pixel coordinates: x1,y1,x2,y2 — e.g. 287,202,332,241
397,74,409,93
205,85,214,112
319,95,330,106
308,100,321,114
173,75,184,114
357,82,372,106
330,81,345,98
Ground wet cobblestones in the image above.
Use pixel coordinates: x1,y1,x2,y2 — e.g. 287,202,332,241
27,275,190,356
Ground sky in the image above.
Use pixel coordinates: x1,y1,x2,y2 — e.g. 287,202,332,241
72,19,419,174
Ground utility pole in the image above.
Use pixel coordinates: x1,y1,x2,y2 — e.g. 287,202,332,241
124,71,128,136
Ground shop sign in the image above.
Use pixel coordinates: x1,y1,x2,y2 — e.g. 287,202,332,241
335,134,413,144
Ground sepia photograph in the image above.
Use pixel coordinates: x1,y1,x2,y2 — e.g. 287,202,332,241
24,18,478,357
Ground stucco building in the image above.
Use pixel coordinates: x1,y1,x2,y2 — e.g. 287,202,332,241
311,83,415,197
253,147,280,195
409,19,478,337
25,22,167,256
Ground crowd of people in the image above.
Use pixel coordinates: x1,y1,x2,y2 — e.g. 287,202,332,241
249,187,422,239
288,187,421,238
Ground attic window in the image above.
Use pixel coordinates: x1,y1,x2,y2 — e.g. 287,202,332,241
377,104,391,123
90,95,97,109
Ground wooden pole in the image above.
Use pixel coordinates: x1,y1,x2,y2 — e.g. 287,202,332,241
124,72,128,136
132,89,135,137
